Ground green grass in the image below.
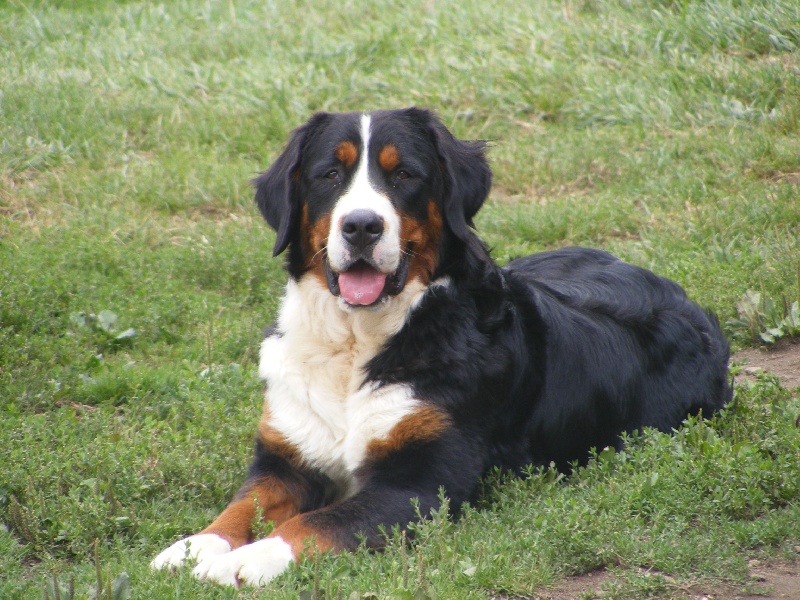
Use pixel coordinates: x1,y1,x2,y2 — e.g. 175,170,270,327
2,0,799,598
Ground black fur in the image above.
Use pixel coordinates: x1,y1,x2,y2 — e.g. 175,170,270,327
366,245,731,480
428,117,491,241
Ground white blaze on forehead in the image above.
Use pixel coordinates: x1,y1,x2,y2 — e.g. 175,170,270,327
326,113,402,274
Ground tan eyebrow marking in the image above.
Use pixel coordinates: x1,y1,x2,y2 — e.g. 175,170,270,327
378,144,400,171
335,141,358,168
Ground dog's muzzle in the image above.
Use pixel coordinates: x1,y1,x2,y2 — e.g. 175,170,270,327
325,209,409,306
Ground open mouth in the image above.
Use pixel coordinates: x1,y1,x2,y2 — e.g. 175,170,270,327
325,253,410,307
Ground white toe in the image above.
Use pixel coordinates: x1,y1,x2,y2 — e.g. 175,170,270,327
193,551,241,586
151,533,232,570
193,536,294,587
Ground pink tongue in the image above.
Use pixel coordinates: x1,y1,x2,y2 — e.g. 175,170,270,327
338,265,387,305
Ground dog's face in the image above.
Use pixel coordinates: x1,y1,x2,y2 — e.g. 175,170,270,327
254,108,491,308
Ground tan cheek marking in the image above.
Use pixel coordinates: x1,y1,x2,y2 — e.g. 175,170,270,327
270,515,337,558
200,477,300,549
427,199,443,241
335,141,358,168
366,405,450,463
378,144,400,171
400,200,443,285
300,204,332,287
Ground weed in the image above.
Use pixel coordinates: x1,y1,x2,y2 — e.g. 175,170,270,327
730,277,800,344
250,492,274,540
39,541,131,600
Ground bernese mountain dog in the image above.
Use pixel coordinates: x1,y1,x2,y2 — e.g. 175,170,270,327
152,108,731,587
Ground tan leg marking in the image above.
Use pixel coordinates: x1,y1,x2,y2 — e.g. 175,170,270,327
269,514,337,558
200,477,300,549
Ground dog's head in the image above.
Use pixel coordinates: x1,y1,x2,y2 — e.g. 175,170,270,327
254,108,491,307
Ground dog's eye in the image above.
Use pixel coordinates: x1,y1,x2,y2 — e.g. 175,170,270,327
324,170,340,181
392,171,412,188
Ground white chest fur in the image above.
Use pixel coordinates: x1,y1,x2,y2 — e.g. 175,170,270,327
258,277,427,494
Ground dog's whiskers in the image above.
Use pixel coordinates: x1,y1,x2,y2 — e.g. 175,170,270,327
311,246,328,262
398,240,422,259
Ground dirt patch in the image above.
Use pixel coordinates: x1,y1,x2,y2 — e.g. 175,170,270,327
746,561,800,599
528,561,800,599
681,561,800,600
732,337,800,389
530,570,611,599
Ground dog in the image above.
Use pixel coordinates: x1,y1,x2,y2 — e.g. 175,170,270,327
152,108,731,587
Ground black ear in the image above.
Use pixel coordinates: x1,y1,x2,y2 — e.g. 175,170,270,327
253,114,327,257
252,128,304,257
430,117,491,241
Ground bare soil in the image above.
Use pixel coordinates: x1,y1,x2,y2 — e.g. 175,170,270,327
531,560,800,599
732,337,800,390
529,340,800,599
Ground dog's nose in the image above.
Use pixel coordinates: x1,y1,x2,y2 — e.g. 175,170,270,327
341,209,384,250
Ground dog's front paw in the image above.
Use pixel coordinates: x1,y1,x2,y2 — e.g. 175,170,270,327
151,533,232,570
193,537,294,587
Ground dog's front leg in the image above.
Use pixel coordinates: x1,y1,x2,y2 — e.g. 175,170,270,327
150,473,301,577
197,422,484,588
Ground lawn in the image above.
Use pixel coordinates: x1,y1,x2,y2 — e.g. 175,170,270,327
1,0,799,598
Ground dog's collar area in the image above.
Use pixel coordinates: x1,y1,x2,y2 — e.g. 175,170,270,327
324,251,410,307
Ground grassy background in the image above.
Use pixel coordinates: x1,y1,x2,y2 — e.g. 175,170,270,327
2,0,799,598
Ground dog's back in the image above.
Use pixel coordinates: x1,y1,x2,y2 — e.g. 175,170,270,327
505,247,731,470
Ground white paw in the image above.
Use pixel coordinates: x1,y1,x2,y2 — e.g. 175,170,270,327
193,537,294,587
150,533,232,570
